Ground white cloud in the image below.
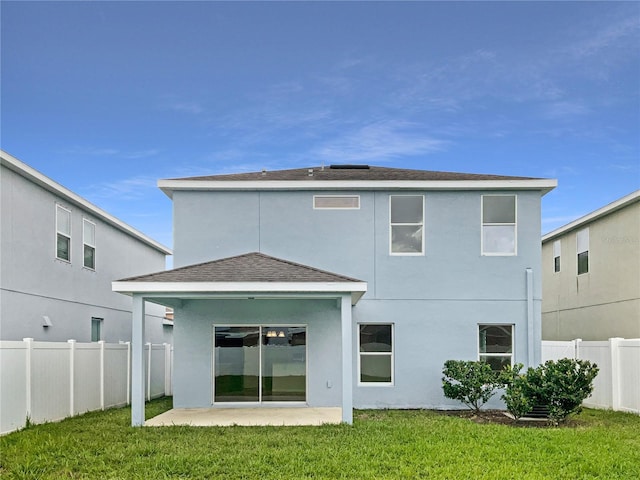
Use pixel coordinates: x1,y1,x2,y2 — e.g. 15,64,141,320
313,120,448,163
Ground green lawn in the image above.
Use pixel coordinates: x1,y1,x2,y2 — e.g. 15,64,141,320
1,398,639,479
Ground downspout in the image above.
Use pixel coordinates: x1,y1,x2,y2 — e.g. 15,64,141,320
526,268,534,367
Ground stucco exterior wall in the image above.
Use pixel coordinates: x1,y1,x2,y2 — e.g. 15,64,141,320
170,188,544,408
0,164,171,344
542,201,640,340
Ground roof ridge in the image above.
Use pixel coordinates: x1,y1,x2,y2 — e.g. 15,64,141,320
255,252,362,282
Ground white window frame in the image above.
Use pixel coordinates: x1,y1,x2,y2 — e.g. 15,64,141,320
478,324,514,370
389,195,425,256
553,240,561,273
358,323,394,386
481,194,517,256
577,227,589,275
313,195,360,210
83,218,96,270
55,204,72,262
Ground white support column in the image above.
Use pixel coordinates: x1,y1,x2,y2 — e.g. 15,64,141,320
131,294,146,426
99,340,105,410
610,337,622,411
68,339,76,416
23,338,33,422
340,294,353,425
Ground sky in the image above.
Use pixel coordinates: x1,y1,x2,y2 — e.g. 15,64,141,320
2,1,639,251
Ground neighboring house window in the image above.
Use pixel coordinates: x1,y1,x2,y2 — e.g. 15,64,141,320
91,317,103,342
359,324,393,384
56,205,71,261
482,195,517,255
577,228,589,275
83,219,96,269
553,240,561,273
390,195,424,255
313,195,360,209
478,324,513,372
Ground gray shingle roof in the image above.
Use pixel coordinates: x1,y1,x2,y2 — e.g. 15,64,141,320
118,252,362,283
167,165,540,182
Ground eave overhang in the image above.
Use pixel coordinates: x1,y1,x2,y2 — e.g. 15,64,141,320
159,179,558,198
112,281,368,305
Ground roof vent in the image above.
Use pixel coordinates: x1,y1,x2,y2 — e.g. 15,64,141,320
329,164,370,170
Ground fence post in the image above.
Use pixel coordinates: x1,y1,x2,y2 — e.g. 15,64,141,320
23,338,33,422
146,342,152,402
574,338,582,360
163,343,171,396
99,340,105,410
68,339,76,416
610,337,622,411
126,341,131,405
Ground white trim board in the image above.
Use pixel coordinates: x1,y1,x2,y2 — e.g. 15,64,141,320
159,179,557,197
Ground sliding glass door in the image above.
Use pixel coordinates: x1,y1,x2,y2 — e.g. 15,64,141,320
214,326,306,403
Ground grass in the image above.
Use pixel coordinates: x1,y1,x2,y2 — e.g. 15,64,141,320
1,398,639,479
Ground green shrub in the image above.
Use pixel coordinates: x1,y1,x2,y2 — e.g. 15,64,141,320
442,360,501,413
524,358,599,425
500,364,532,421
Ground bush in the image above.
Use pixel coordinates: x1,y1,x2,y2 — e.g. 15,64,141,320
524,358,599,425
500,364,532,421
442,360,501,413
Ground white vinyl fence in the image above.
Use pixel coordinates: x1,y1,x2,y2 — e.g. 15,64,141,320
0,339,172,434
542,338,640,415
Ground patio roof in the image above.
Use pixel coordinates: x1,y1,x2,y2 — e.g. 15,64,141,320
113,252,367,304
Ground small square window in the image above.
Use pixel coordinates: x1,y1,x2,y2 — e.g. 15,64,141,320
479,324,513,372
359,324,394,384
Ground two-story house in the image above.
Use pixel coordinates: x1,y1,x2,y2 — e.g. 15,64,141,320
113,165,556,425
0,150,172,344
542,190,640,341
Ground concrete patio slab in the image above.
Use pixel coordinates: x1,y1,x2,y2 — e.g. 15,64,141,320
145,407,343,427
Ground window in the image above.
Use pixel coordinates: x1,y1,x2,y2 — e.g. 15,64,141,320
56,205,71,261
479,324,513,372
359,324,393,384
313,195,360,209
83,219,96,269
91,317,103,342
482,195,516,255
553,240,561,273
577,228,589,275
390,195,424,254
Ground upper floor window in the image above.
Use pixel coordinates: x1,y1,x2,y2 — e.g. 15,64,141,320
56,205,71,262
359,324,394,385
577,228,589,275
83,219,96,269
390,195,424,255
313,195,360,209
553,240,561,273
479,324,513,372
91,317,102,342
482,195,516,255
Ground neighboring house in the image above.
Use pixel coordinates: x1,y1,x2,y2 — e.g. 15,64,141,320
542,190,640,341
113,165,556,425
0,150,173,344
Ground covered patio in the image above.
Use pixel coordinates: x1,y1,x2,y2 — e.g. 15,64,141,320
112,252,367,427
146,406,342,427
